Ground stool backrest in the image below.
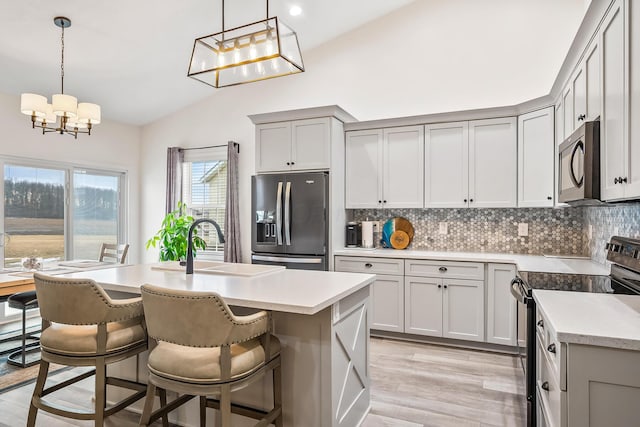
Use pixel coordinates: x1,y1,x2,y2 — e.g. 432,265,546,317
141,284,268,348
99,243,130,264
34,273,142,325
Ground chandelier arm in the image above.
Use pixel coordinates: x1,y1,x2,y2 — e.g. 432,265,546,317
266,0,269,19
222,0,225,33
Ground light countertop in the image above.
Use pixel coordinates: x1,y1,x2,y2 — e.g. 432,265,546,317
57,264,376,315
334,248,610,275
534,290,640,351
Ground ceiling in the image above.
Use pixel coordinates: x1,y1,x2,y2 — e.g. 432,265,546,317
0,0,414,126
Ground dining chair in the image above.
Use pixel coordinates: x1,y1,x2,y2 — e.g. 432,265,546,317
139,284,283,427
98,243,129,264
27,272,163,427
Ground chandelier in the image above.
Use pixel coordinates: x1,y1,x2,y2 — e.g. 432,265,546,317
20,17,101,139
188,0,304,88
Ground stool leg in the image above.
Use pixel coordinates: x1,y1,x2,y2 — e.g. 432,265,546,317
199,396,207,427
274,363,283,427
27,359,50,427
159,388,169,427
139,382,157,427
94,358,106,426
220,384,231,426
20,308,27,366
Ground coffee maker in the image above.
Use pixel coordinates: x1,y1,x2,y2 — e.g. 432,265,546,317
346,222,361,247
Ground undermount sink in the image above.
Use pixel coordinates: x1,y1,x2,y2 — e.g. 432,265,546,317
150,261,284,277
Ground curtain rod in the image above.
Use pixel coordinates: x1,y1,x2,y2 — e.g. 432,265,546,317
181,141,239,153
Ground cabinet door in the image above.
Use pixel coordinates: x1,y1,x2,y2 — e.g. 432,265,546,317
555,99,564,145
371,275,404,332
382,126,424,208
486,264,517,346
291,118,330,171
563,85,574,139
600,0,627,201
256,122,292,172
629,0,640,199
518,107,555,207
442,278,485,342
404,276,442,337
468,117,517,208
572,67,586,130
424,122,469,208
585,40,601,122
345,130,382,208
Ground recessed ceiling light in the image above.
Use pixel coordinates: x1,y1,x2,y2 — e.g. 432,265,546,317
289,5,302,16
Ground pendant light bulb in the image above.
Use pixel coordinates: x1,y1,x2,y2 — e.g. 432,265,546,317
249,36,257,60
233,39,241,64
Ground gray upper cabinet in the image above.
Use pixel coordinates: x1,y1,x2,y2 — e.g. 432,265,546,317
518,107,555,207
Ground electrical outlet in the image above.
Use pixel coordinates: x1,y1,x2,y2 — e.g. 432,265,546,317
439,222,448,235
518,223,529,237
372,221,380,233
588,224,593,240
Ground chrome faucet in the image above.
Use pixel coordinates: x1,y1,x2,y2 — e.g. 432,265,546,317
186,218,225,274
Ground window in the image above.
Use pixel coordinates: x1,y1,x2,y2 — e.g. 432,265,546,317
1,160,126,267
181,147,227,258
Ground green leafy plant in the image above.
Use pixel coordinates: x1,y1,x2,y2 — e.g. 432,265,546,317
146,201,207,261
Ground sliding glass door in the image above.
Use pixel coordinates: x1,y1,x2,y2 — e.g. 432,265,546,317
72,170,124,260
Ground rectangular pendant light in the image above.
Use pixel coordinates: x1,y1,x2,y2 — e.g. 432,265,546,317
188,17,304,88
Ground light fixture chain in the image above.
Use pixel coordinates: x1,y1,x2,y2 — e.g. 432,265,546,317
266,0,269,19
61,24,65,94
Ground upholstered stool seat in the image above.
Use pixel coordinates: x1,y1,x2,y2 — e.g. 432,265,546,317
139,284,283,427
6,290,40,367
27,273,164,427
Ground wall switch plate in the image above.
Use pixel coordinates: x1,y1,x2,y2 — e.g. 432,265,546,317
439,222,448,235
518,223,529,237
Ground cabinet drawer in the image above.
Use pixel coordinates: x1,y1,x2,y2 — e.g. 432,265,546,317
334,256,404,275
537,334,566,427
405,259,484,280
536,306,566,390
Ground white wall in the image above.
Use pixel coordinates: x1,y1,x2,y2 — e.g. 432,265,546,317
0,91,142,262
140,0,586,263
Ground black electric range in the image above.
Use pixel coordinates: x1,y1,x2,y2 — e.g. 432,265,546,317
511,236,640,427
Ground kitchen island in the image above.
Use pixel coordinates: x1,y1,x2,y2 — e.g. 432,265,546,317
59,263,376,427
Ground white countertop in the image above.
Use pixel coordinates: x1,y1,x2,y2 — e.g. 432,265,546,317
334,248,610,275
58,264,375,315
534,290,640,350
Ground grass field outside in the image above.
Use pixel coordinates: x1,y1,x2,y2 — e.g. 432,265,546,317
3,217,117,266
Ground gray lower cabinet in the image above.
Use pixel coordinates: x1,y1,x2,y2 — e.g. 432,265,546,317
536,304,640,426
334,256,404,332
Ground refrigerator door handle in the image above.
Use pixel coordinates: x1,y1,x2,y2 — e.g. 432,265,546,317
252,255,323,264
284,181,292,246
276,182,283,245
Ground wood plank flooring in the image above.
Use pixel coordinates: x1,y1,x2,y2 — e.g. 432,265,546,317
0,337,525,426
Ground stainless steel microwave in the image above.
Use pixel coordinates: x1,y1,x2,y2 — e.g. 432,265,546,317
558,120,600,205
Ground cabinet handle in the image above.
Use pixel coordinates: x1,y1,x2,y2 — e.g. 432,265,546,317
547,196,552,200
439,267,447,272
286,162,291,166
541,381,550,391
537,319,544,328
615,177,619,184
291,161,295,165
577,114,586,121
364,263,373,268
443,285,448,289
383,200,387,203
622,177,628,183
464,199,468,203
547,343,556,354
438,284,442,288
378,200,382,204
469,198,474,203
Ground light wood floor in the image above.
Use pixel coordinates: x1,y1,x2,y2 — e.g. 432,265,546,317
0,338,525,426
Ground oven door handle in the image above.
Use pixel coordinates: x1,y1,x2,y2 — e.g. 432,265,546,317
510,277,525,302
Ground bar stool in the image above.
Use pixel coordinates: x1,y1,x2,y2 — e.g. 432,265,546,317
6,290,41,367
139,284,283,427
27,273,158,427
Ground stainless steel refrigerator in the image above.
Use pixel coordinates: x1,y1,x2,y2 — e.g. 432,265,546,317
251,172,328,270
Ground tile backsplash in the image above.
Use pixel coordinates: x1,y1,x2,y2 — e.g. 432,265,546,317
585,202,640,264
349,208,587,255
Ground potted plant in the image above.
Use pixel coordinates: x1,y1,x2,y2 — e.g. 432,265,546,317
146,201,207,261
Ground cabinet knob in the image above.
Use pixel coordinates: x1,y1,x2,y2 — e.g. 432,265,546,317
578,114,586,121
547,196,552,200
622,177,628,183
378,200,382,204
537,319,544,328
547,343,556,354
469,199,474,203
439,267,448,273
541,381,550,391
286,162,291,166
438,284,442,288
463,199,468,203
614,177,619,184
383,200,387,203
291,162,295,165
443,284,448,289
364,263,373,268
